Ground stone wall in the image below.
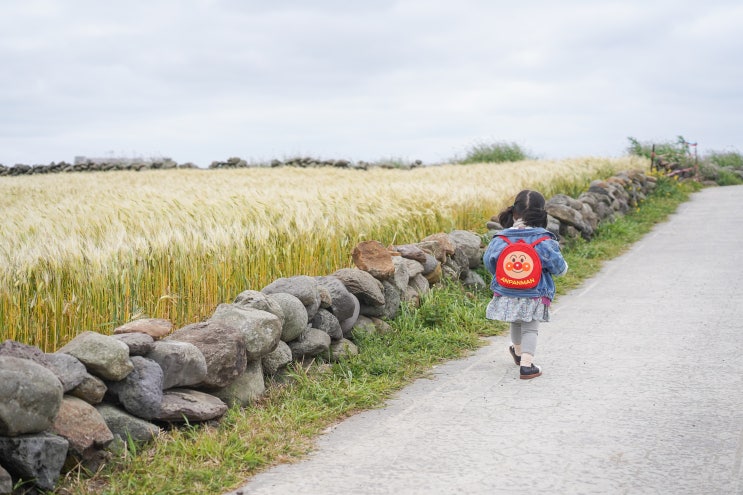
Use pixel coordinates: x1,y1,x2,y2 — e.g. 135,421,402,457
207,156,422,169
0,159,198,176
0,169,655,494
0,156,424,176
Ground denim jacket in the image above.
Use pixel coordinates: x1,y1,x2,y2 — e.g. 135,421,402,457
482,227,568,300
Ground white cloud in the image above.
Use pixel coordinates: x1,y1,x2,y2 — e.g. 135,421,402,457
0,0,741,166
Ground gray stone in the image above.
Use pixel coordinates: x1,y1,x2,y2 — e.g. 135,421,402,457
57,331,134,381
581,201,599,230
0,465,10,495
350,315,377,337
95,403,160,444
0,340,87,394
332,268,385,306
0,356,63,436
315,275,358,324
402,286,421,307
416,238,449,263
392,244,428,264
420,233,455,261
146,340,208,390
578,191,600,211
312,309,343,340
362,280,401,319
420,253,439,275
44,352,87,392
0,433,68,492
339,293,360,337
156,389,228,423
267,293,308,343
546,214,561,237
166,321,246,389
383,280,402,319
545,202,593,239
328,339,359,362
548,193,584,211
212,360,265,407
107,356,163,420
317,285,332,309
588,179,613,197
0,340,45,364
351,316,393,337
359,301,384,318
209,304,282,361
69,372,107,404
287,328,331,361
613,196,630,214
486,220,503,231
582,193,613,219
401,258,425,278
409,273,430,296
391,256,411,293
587,187,613,206
112,332,155,356
233,290,285,326
261,275,322,319
261,341,293,377
596,201,615,221
442,246,468,281
448,230,483,269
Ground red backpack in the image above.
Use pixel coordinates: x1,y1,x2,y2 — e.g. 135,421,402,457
495,235,551,289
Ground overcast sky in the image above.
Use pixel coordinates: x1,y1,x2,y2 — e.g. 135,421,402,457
1,0,741,167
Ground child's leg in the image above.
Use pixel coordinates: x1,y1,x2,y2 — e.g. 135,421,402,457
510,322,523,355
508,322,523,365
519,320,540,366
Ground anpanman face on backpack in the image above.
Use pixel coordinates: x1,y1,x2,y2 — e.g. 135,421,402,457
504,250,535,280
495,235,549,289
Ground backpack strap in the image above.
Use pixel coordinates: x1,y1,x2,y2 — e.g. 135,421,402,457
530,236,552,247
499,235,552,247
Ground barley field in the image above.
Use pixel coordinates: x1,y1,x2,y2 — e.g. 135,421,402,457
0,157,648,351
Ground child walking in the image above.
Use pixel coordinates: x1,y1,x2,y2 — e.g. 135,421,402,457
483,190,568,379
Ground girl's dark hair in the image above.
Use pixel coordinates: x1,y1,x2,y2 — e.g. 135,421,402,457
497,189,548,228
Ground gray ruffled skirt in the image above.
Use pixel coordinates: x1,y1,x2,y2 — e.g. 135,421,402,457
486,296,550,323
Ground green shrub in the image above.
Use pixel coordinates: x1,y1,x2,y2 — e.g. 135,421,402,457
457,141,531,164
715,168,743,186
708,150,743,169
626,135,694,167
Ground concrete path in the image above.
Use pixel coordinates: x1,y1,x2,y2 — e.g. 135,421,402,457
227,185,743,495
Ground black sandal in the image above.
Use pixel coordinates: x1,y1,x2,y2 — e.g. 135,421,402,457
519,364,542,380
509,345,521,366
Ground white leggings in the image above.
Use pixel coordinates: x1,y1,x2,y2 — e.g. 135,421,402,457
510,320,539,356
